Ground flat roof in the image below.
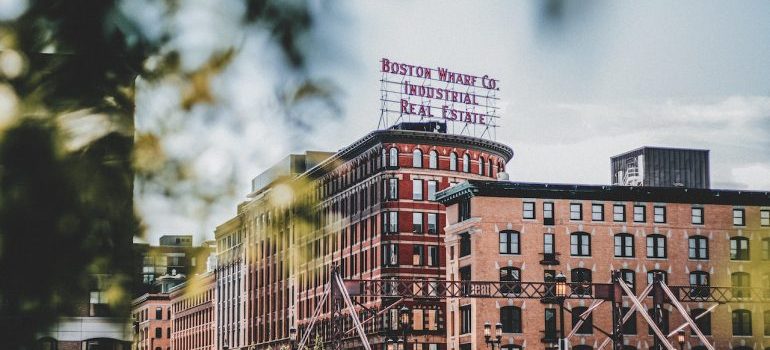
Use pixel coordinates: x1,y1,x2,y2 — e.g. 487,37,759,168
435,180,770,206
611,146,709,160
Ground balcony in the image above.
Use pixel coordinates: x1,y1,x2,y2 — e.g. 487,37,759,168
539,252,560,265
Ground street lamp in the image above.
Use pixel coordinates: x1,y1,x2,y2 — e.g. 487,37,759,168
289,326,297,350
399,306,411,350
555,272,568,350
676,330,685,350
483,322,503,349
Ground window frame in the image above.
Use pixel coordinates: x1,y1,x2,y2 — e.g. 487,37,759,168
499,230,521,255
570,232,591,257
730,236,750,261
412,212,424,233
570,203,583,221
543,202,554,225
688,235,709,260
522,201,535,219
653,206,666,223
761,209,770,227
646,234,667,258
412,179,423,200
613,204,626,222
449,152,457,171
691,207,704,225
388,147,399,167
633,205,646,223
732,309,752,336
462,154,470,173
413,149,423,168
591,203,604,221
428,150,438,169
614,233,635,258
733,208,746,226
499,305,523,333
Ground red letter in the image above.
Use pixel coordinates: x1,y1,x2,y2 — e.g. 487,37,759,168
401,99,409,113
382,58,390,73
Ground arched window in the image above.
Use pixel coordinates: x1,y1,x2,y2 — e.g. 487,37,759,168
429,150,438,169
732,309,752,335
388,147,398,167
478,156,485,175
499,230,520,254
732,272,751,298
647,308,669,334
488,158,495,177
647,270,668,284
688,235,709,259
646,234,667,258
449,152,458,171
462,153,470,172
570,232,591,256
730,236,750,260
500,267,521,295
571,306,593,334
689,271,710,298
614,233,634,257
619,269,636,292
500,306,522,333
691,308,712,335
571,268,592,296
412,149,423,168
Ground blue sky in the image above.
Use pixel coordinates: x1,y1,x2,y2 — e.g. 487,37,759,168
134,1,770,244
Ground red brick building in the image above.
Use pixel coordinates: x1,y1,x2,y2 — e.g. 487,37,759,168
214,123,513,350
170,271,216,350
438,181,770,350
132,293,172,350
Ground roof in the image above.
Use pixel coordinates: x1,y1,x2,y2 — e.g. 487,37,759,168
435,180,770,206
610,146,709,160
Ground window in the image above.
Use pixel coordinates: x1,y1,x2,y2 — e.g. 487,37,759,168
478,156,485,175
522,201,535,219
732,272,751,299
621,307,637,334
450,152,457,171
571,306,593,334
499,230,520,254
413,245,424,266
428,246,439,267
570,203,582,220
591,203,604,221
413,179,423,200
459,233,471,257
571,268,592,296
633,205,646,222
155,327,162,338
429,150,438,169
543,202,554,225
620,269,636,292
691,308,712,335
389,147,398,167
688,236,709,259
647,270,668,285
387,178,398,200
691,207,704,224
427,213,437,234
462,154,470,172
653,206,666,223
544,308,557,340
500,306,522,333
732,309,752,336
647,308,669,334
763,238,770,260
764,310,770,336
458,198,471,222
734,208,748,226
413,149,423,168
382,211,398,233
613,204,626,222
382,244,398,266
730,237,750,260
614,233,634,257
460,305,471,334
646,234,667,258
500,267,521,295
543,233,555,255
427,181,437,201
156,307,162,320
412,212,423,233
689,271,710,298
762,210,770,226
570,232,591,256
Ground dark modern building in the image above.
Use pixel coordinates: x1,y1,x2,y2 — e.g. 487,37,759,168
135,235,216,295
611,147,710,188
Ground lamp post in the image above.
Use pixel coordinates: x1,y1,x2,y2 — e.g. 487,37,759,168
289,326,297,350
399,305,411,350
555,272,568,350
676,330,685,350
483,322,503,350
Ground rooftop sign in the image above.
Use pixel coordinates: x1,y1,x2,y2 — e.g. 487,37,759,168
378,58,500,139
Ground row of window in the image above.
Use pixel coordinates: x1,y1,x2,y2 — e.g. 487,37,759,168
381,211,439,234
485,230,770,261
383,147,503,176
382,178,440,201
521,201,770,226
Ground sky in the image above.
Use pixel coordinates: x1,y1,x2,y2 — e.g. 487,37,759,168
133,1,770,244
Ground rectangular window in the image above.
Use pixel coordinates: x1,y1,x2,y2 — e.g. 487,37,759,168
388,178,398,200
382,244,399,267
543,233,554,255
427,213,438,234
523,201,535,219
544,308,557,340
460,305,471,334
155,327,162,338
459,233,471,257
570,203,582,220
428,246,439,267
413,179,423,200
763,238,770,260
733,208,745,226
622,307,637,335
730,237,750,260
634,205,646,222
427,180,438,201
413,212,423,233
543,202,554,225
572,307,593,334
413,245,424,266
614,234,634,258
762,210,770,227
458,198,471,222
382,211,398,234
156,307,162,320
692,207,704,224
570,233,591,256
654,206,666,223
613,204,625,222
688,236,709,259
499,231,520,254
646,235,667,258
591,203,604,221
